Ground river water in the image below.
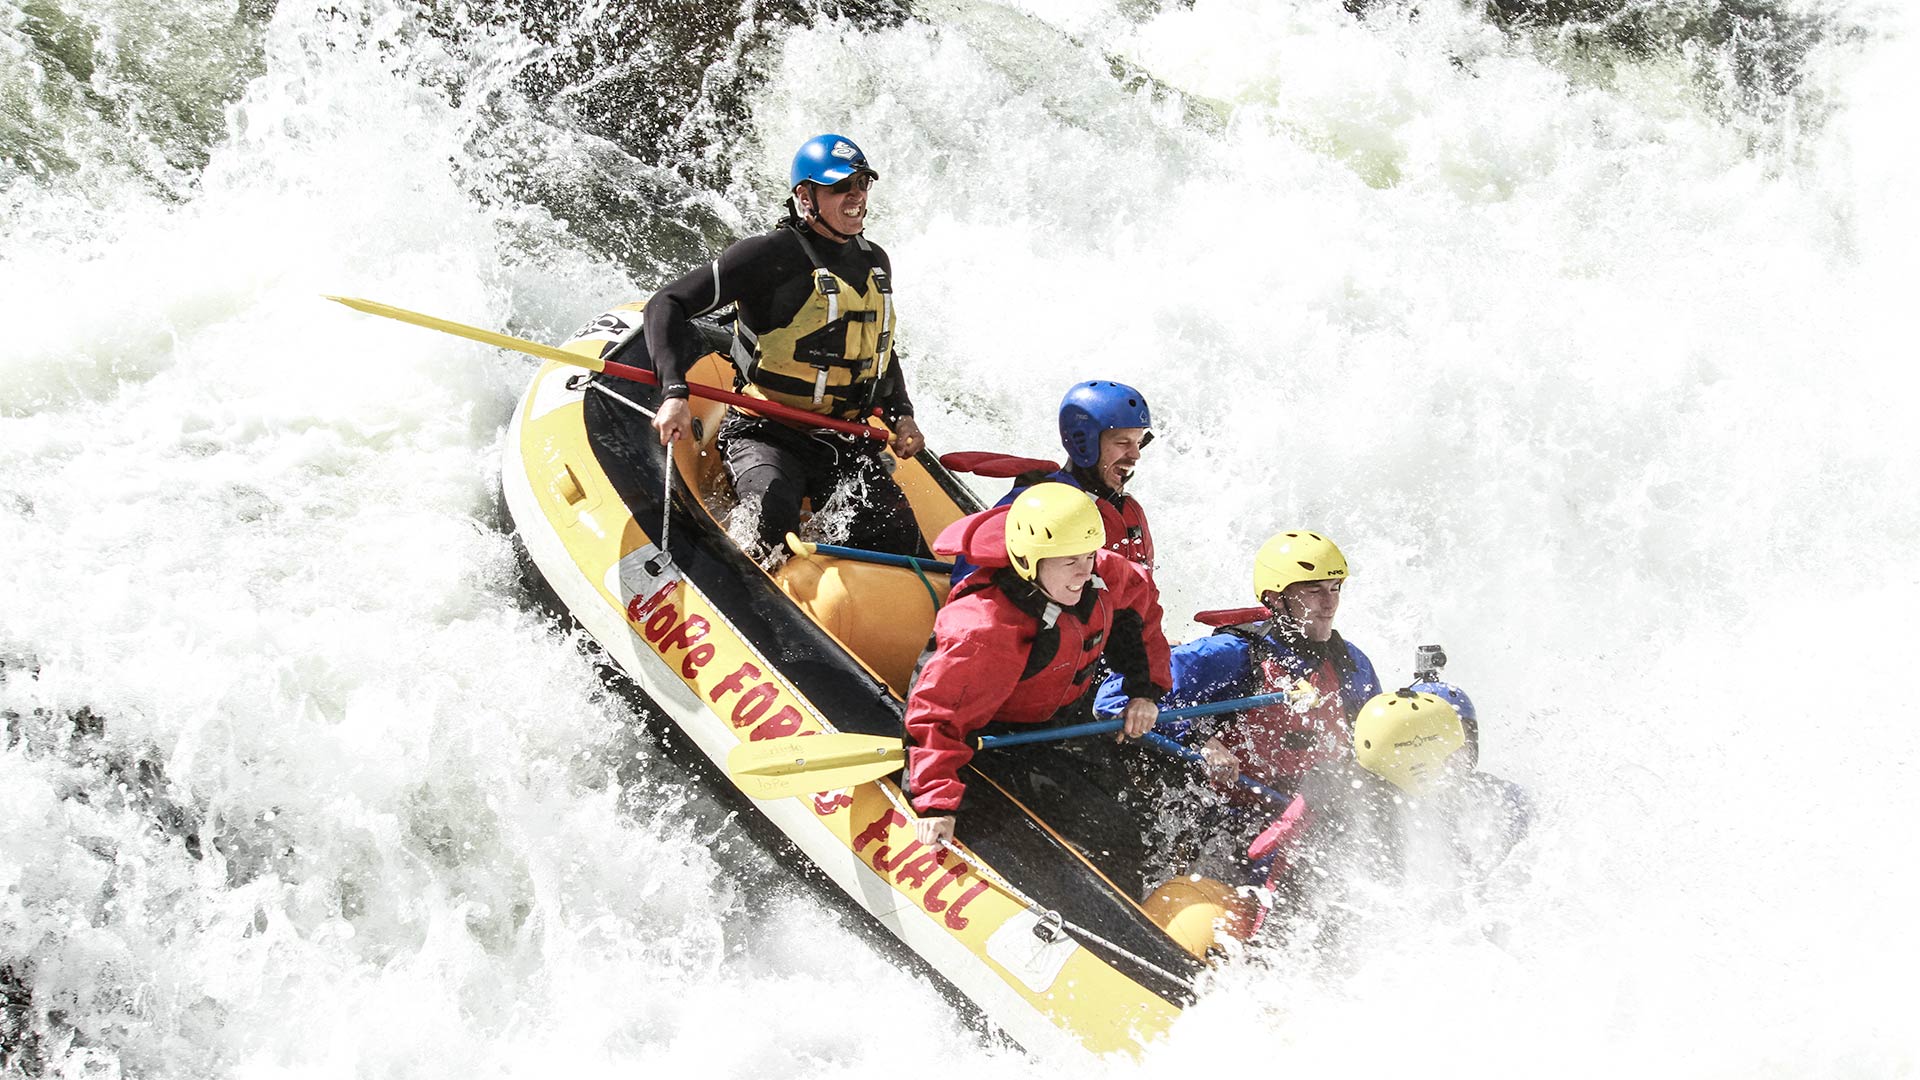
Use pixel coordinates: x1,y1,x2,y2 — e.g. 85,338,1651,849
3,0,1915,1073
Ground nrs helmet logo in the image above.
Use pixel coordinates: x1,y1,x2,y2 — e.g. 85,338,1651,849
832,141,857,159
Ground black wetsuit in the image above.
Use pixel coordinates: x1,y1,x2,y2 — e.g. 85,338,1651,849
642,224,922,559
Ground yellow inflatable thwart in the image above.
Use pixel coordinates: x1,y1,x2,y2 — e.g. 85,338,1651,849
1143,876,1253,958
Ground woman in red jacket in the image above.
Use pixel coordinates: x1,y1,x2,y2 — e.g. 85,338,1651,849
903,483,1171,891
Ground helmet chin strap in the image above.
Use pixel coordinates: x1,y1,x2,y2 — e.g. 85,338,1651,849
799,184,862,242
1260,596,1306,641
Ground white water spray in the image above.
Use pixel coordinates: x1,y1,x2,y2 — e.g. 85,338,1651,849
3,0,1915,1073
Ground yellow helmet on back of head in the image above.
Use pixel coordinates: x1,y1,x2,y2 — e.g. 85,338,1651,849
1005,483,1105,582
1353,689,1467,795
1253,530,1348,601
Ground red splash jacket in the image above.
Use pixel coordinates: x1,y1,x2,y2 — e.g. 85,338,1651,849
903,507,1171,815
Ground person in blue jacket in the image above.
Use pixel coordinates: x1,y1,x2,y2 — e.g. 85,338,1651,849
1097,529,1381,882
1103,529,1380,787
1403,668,1533,863
948,380,1155,589
1258,682,1534,950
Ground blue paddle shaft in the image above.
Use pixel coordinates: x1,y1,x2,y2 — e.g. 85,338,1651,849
807,542,955,573
972,690,1294,750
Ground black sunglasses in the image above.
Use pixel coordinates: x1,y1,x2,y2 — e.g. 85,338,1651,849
821,173,874,195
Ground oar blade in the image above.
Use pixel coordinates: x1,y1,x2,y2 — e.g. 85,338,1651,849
324,295,600,372
327,294,889,441
727,733,907,800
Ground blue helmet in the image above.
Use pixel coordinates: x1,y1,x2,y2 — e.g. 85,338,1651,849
1408,679,1475,723
1058,380,1152,469
1409,679,1478,769
790,134,879,189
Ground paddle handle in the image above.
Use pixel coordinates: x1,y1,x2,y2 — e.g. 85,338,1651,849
972,690,1294,750
597,358,887,442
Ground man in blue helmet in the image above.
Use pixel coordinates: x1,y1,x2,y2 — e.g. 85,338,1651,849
1240,672,1534,955
1408,646,1481,769
642,133,927,564
1406,658,1532,859
946,380,1156,589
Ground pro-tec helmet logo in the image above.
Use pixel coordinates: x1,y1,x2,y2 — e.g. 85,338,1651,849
831,141,857,159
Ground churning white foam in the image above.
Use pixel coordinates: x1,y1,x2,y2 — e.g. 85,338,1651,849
3,0,1915,1072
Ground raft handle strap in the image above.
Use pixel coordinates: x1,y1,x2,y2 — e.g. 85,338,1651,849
907,556,941,611
873,782,1190,988
581,378,676,572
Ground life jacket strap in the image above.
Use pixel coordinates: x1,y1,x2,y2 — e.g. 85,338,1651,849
872,266,894,361
812,267,840,324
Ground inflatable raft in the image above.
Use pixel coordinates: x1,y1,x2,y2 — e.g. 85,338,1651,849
499,303,1209,1058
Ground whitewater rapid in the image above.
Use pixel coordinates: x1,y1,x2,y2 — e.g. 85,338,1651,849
3,0,1916,1073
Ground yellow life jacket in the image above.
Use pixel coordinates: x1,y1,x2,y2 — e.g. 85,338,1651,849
730,230,896,419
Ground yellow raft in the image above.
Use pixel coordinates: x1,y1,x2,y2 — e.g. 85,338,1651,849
501,302,1209,1058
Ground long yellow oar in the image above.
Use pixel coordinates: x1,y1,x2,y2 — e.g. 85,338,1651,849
324,295,888,442
728,734,907,800
726,693,1299,800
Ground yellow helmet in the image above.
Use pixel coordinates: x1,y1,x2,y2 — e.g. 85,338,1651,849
1353,689,1467,795
1253,530,1348,601
1005,483,1105,582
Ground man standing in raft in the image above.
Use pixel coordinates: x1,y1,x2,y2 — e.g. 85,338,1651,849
904,483,1170,892
947,380,1156,587
643,133,926,563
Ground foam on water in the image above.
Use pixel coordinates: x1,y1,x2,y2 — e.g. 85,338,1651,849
3,0,1916,1073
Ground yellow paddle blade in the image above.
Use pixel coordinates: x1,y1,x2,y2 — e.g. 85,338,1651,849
324,295,607,373
727,733,907,800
